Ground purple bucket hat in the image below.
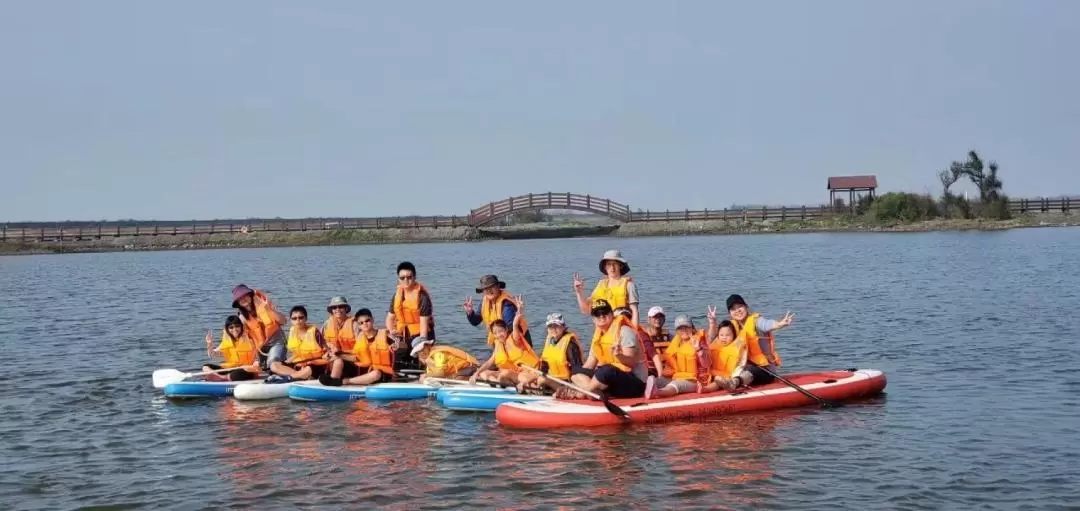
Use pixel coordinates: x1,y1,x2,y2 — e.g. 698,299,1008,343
231,284,255,308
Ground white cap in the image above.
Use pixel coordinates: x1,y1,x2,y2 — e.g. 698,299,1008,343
648,306,665,318
545,313,566,326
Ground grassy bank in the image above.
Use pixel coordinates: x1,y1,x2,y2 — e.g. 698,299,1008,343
1,213,1075,256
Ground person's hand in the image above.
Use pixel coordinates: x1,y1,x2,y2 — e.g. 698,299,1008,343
706,305,718,322
469,373,478,385
513,295,525,313
775,311,795,329
205,330,213,347
573,273,585,293
463,296,474,315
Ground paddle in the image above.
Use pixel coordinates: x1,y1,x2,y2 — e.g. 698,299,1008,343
152,366,240,389
519,364,630,419
756,364,839,408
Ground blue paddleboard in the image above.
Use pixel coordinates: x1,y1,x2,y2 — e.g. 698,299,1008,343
363,382,437,401
163,380,244,398
288,381,368,402
441,392,553,412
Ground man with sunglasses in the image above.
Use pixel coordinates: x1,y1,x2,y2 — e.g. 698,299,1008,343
567,299,648,399
385,261,435,370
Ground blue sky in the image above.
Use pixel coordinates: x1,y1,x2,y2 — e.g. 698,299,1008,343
1,1,1077,221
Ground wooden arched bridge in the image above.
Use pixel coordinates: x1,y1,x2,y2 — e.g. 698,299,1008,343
468,192,631,226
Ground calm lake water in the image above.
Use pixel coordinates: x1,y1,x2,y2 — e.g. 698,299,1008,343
2,229,1079,510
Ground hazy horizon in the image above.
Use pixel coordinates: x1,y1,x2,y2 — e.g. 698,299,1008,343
2,1,1078,222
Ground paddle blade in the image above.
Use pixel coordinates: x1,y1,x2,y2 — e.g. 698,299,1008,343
152,369,189,389
602,398,631,419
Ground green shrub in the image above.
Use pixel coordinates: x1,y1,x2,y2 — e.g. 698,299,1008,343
868,192,940,223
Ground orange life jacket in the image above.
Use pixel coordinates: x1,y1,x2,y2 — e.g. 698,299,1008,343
218,331,259,371
239,289,282,350
392,283,430,338
540,331,581,380
322,317,357,353
494,333,541,371
734,313,782,367
286,325,327,366
589,276,633,313
479,291,529,345
366,329,395,374
589,315,633,372
709,336,748,379
667,331,711,384
424,346,478,378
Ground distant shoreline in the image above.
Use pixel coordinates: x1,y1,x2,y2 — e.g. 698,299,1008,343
1,214,1075,256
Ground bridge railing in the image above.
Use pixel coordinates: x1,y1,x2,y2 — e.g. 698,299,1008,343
468,192,631,225
0,216,468,243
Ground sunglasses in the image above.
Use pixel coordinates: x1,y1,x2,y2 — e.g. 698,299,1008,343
590,309,612,317
331,305,348,310
291,316,306,321
356,318,372,324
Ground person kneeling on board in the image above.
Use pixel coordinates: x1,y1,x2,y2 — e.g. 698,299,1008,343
718,295,795,387
644,315,712,399
412,338,480,383
524,312,584,393
567,299,649,399
471,297,541,389
266,306,329,383
201,315,261,381
321,308,395,386
702,318,752,392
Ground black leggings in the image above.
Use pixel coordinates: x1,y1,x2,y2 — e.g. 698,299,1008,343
205,364,256,381
746,364,776,386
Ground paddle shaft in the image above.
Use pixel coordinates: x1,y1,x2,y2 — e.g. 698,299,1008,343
756,364,837,408
518,364,630,418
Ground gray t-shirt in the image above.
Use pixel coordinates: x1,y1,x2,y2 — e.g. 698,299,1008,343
616,325,648,381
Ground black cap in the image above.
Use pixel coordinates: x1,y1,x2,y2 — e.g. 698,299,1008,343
590,299,613,316
726,294,748,311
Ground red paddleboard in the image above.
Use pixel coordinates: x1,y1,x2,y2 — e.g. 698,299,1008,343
494,368,886,429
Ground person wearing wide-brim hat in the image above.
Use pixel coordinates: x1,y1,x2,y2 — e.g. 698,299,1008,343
229,284,287,371
573,249,640,325
463,274,532,348
321,296,357,369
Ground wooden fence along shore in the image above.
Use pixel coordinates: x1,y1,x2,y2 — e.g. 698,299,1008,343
3,192,1078,243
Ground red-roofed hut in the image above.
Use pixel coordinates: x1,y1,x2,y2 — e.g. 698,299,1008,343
827,175,878,212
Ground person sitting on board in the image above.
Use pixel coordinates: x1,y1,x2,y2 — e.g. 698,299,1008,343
573,249,640,325
266,306,330,382
644,315,712,399
470,298,541,389
200,315,261,382
321,308,395,386
463,274,533,349
702,318,752,392
385,261,434,371
567,299,648,399
321,296,356,363
617,307,663,381
715,295,795,387
644,306,673,378
523,312,584,393
412,338,480,383
230,284,287,372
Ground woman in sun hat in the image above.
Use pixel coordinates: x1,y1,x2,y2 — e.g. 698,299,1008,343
573,249,640,324
229,284,287,371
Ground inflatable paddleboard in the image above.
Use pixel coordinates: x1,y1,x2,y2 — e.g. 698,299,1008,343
162,380,245,398
496,369,887,429
288,380,369,402
233,381,292,400
442,392,552,412
434,385,516,404
363,382,437,401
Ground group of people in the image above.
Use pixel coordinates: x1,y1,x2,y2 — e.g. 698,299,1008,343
201,250,796,401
